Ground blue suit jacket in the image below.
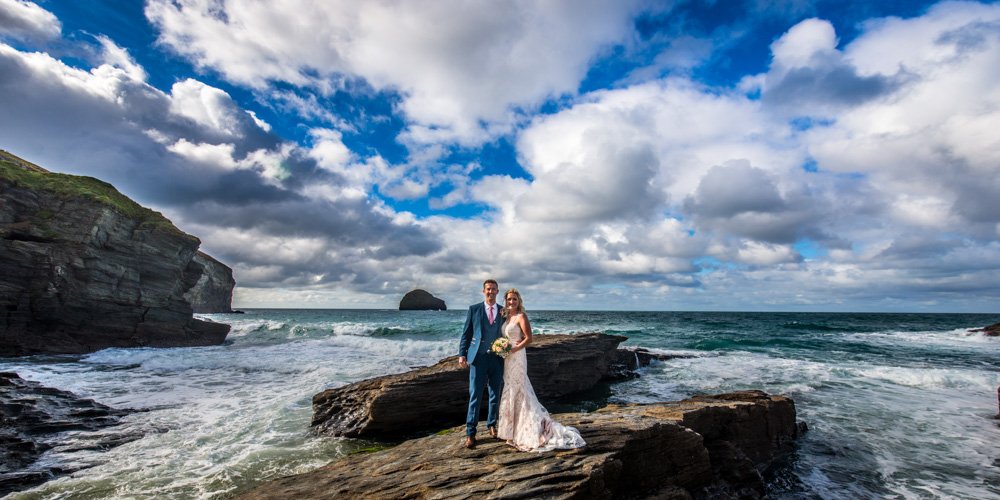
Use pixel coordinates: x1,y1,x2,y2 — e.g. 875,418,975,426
458,302,503,364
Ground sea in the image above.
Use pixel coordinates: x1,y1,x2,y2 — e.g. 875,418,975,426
2,310,999,499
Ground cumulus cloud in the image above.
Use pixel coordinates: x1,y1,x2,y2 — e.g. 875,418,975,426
0,0,59,43
144,0,644,145
0,36,442,302
3,1,1000,311
751,17,900,114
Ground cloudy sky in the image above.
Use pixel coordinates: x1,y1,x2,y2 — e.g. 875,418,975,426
2,0,999,312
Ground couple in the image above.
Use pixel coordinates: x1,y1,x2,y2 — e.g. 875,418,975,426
457,279,585,452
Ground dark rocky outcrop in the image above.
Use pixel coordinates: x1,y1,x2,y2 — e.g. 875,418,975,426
0,372,141,496
969,322,1000,337
311,333,630,439
398,289,447,310
240,391,803,499
183,251,235,313
0,150,232,356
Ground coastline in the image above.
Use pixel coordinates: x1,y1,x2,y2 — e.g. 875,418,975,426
1,310,997,498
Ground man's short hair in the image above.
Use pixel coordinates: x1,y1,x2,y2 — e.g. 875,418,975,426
483,279,499,290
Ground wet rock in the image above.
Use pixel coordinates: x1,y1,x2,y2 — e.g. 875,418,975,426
311,333,629,439
0,372,140,496
240,391,803,500
607,347,697,381
399,289,447,311
969,322,1000,337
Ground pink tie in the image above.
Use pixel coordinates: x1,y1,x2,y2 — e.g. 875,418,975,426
488,306,494,324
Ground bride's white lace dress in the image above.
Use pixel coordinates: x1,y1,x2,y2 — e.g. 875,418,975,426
497,314,586,452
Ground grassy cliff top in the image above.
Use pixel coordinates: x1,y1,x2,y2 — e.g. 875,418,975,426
0,150,189,237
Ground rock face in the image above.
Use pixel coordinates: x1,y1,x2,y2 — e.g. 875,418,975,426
398,289,447,310
240,391,803,499
0,150,232,356
311,333,629,439
0,372,140,496
183,251,235,313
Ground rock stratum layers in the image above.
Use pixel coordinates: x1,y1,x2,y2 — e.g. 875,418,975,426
311,333,632,439
242,391,802,499
0,150,232,356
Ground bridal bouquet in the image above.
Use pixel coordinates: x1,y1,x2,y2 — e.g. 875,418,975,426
490,337,512,358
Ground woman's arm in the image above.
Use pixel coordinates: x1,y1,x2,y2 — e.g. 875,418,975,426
513,313,532,352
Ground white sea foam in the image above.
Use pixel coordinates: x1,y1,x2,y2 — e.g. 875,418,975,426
620,349,1000,498
850,327,1000,349
5,311,1000,499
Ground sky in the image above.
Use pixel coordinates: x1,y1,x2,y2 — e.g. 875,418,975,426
1,0,999,312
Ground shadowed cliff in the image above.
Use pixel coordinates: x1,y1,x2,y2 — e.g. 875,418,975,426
0,150,233,355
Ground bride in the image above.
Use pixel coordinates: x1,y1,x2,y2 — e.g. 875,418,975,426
496,288,586,452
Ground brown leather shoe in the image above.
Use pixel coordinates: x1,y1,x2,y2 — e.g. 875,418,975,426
488,426,498,439
464,435,476,449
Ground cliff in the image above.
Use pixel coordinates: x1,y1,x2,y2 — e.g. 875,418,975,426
183,251,235,313
241,391,803,499
399,289,447,310
0,150,232,355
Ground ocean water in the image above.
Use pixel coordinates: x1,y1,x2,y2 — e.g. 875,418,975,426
2,310,999,499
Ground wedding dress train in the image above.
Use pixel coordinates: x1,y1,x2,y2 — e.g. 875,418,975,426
496,315,586,452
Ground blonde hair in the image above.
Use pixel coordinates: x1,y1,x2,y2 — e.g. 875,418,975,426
502,288,525,318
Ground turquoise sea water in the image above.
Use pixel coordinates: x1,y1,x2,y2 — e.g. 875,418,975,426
2,310,999,498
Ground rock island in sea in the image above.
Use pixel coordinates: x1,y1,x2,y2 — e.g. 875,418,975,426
399,289,447,310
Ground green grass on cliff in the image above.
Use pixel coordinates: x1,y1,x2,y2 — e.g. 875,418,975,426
0,150,187,236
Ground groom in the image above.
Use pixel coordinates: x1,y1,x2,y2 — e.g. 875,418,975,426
457,278,505,449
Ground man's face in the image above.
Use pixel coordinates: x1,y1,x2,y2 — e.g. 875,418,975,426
483,282,499,304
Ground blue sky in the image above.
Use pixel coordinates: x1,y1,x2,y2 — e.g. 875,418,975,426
2,0,999,311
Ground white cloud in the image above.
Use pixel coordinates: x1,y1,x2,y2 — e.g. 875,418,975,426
4,0,1000,312
169,78,252,137
145,0,644,145
167,139,237,170
96,35,147,82
0,0,59,42
770,18,838,69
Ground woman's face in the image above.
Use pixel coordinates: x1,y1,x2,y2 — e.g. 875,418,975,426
506,294,518,307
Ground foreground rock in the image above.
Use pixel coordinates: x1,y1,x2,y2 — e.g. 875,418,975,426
0,150,232,355
399,289,447,310
312,333,630,439
241,391,803,499
969,322,1000,337
0,372,140,496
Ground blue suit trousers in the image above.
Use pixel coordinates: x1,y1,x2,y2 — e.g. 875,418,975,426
466,351,503,436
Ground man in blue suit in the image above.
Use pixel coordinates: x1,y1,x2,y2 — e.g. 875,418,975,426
457,278,504,449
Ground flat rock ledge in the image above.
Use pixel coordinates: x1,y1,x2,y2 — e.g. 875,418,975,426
240,390,803,500
312,333,643,440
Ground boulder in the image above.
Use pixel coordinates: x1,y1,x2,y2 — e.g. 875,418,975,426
311,333,630,439
0,372,141,496
183,251,235,313
0,150,231,355
399,289,447,310
239,391,803,499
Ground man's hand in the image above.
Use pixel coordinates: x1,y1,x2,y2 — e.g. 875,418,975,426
458,356,469,369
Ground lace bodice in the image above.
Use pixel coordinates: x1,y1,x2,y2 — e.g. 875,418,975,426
503,314,526,343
